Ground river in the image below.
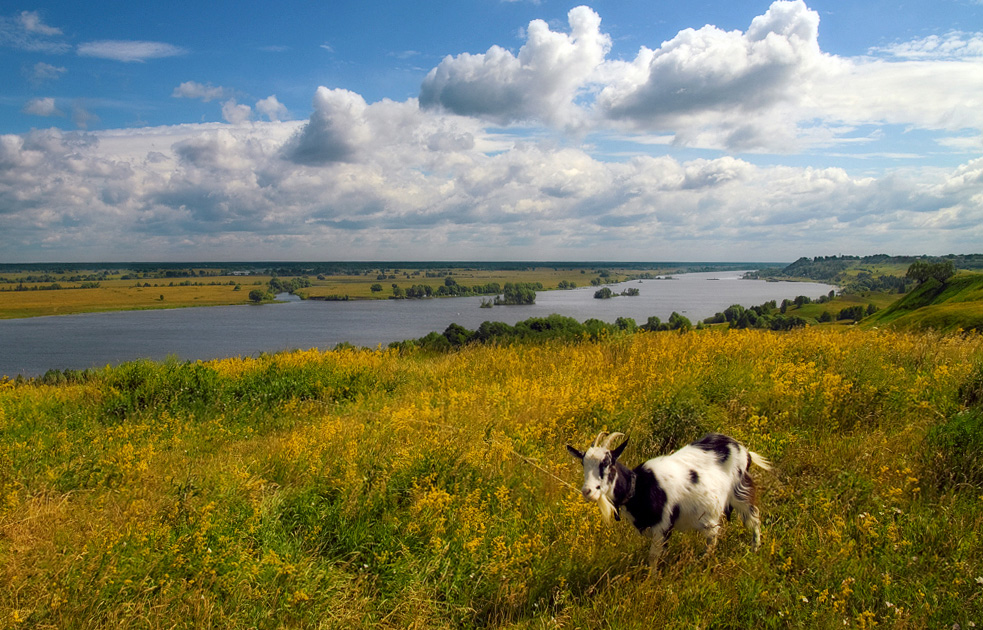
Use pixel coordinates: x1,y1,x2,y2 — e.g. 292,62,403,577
0,271,836,377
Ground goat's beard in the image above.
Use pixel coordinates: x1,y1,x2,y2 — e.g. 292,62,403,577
595,493,617,525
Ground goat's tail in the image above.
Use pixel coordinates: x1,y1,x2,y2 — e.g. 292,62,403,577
749,451,772,471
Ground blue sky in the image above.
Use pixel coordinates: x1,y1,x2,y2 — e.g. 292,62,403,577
1,0,981,262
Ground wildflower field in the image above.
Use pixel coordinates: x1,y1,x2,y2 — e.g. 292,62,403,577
2,327,982,628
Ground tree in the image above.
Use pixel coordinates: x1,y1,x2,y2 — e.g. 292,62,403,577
496,283,537,305
907,259,955,284
615,317,637,332
370,283,383,293
668,312,692,331
442,323,473,346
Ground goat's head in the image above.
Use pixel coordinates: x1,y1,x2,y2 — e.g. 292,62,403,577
566,432,629,523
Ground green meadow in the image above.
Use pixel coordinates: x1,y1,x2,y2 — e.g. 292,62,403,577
2,326,982,628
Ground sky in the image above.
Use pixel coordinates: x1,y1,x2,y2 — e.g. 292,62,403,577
1,0,982,263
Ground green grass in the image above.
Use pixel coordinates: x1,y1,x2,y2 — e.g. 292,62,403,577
2,328,983,628
864,273,983,332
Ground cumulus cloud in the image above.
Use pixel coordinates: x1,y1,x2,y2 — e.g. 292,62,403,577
172,81,229,102
420,0,983,153
255,95,288,122
594,0,834,151
420,5,610,128
3,110,981,262
284,87,371,164
221,99,252,125
23,97,63,117
77,40,187,62
3,1,983,260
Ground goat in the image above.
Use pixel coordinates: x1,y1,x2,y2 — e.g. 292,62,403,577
566,431,771,567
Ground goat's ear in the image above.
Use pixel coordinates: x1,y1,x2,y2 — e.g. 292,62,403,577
566,445,584,461
610,438,629,461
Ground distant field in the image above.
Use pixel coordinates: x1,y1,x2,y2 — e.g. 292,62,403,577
0,279,256,319
0,265,684,319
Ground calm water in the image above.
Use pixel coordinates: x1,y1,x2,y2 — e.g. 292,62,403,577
0,271,835,377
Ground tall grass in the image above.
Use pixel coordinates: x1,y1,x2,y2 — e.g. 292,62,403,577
2,328,982,628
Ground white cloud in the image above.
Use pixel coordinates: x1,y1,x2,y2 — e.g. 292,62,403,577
595,0,833,151
77,40,187,62
221,99,252,125
22,97,63,117
18,10,61,36
26,62,67,85
870,31,983,60
418,1,983,154
2,109,981,261
420,6,610,129
284,87,371,164
172,81,229,102
256,95,288,122
0,10,69,53
811,58,983,133
3,2,983,261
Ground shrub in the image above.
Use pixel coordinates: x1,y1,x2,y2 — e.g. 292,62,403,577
925,409,983,489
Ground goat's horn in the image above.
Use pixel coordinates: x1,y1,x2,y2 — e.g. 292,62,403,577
602,432,625,448
592,431,607,448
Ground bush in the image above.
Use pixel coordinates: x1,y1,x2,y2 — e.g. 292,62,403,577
248,289,273,303
925,409,983,489
837,305,866,321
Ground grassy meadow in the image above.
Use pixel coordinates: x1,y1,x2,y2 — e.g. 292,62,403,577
2,327,983,629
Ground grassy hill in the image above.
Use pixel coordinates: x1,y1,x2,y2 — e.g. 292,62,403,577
2,328,983,628
863,272,983,333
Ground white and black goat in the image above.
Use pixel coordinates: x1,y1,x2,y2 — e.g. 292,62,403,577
566,432,771,566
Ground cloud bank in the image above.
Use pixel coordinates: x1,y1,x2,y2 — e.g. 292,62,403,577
2,1,982,262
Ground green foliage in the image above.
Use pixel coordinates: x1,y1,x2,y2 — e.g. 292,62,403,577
593,287,613,299
863,272,983,332
705,301,804,331
269,276,312,294
98,355,377,424
925,409,983,489
642,312,692,332
837,305,867,321
907,259,955,285
615,316,637,332
495,282,540,305
248,288,273,302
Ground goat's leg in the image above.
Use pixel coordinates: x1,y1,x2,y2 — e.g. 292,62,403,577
731,500,763,549
732,471,763,549
647,529,669,568
700,518,721,555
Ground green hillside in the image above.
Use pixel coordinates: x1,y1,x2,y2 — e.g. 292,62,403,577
863,272,983,332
